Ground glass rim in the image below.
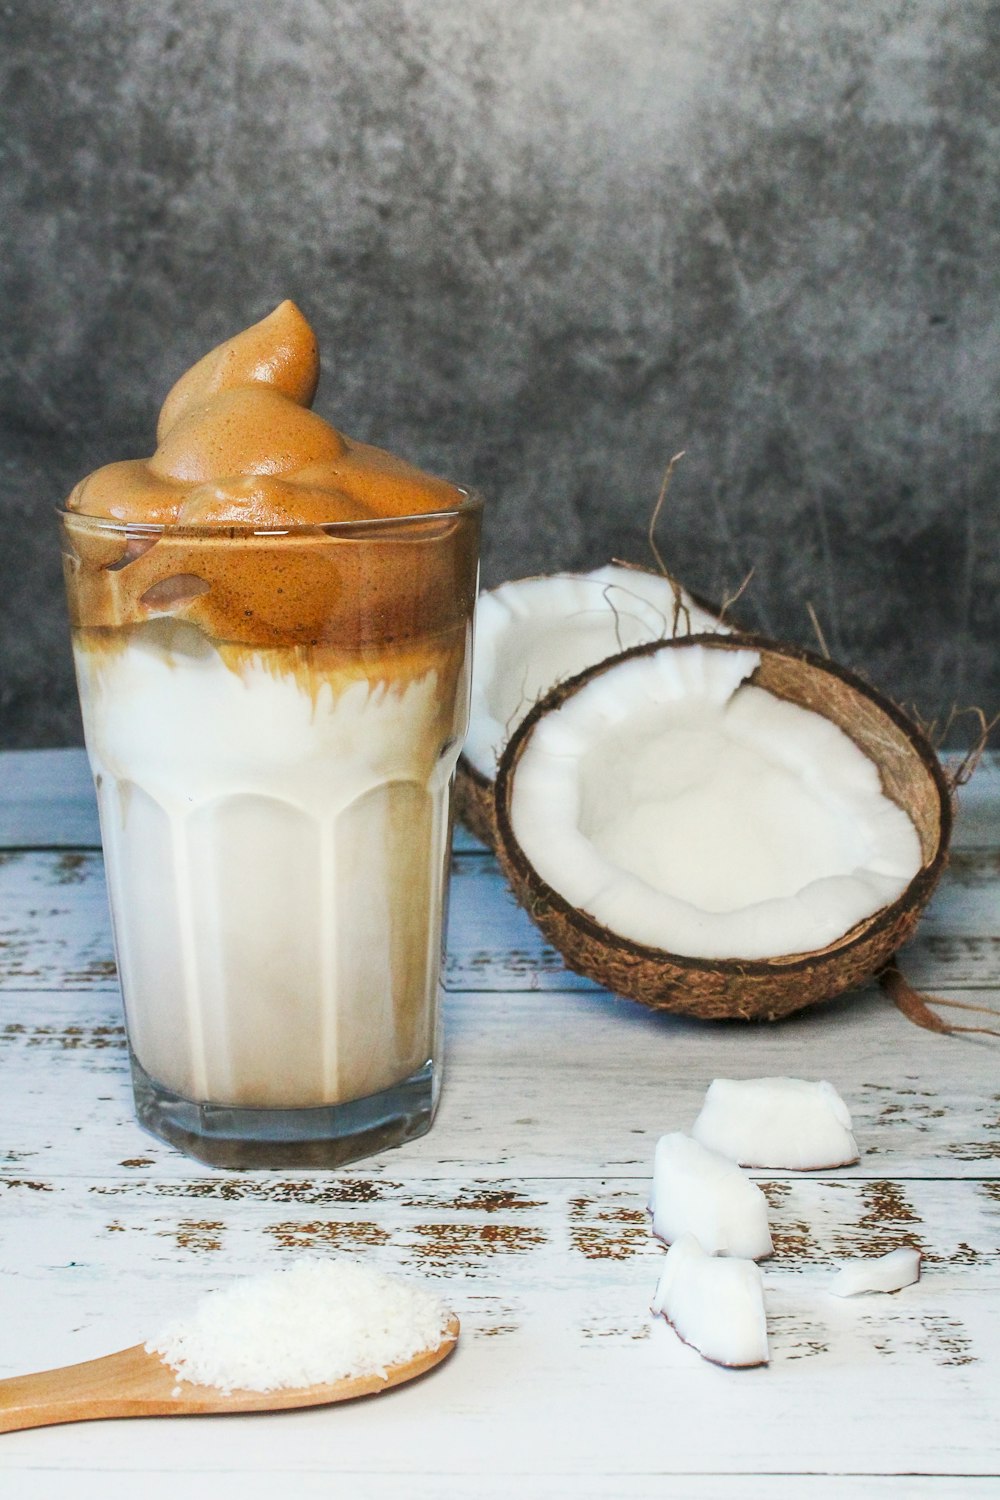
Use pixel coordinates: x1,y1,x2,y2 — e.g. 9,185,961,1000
58,485,484,538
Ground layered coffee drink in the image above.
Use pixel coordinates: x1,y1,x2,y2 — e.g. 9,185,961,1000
61,302,481,1166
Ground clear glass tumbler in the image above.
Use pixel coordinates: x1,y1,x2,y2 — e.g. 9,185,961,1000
60,496,482,1167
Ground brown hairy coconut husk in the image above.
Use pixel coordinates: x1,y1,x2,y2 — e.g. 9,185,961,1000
454,757,496,848
493,633,952,1022
456,564,729,850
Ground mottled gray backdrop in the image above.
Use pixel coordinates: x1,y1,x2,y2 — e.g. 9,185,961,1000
2,0,998,747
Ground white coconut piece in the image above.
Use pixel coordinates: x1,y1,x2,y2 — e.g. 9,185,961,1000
463,565,725,779
692,1077,860,1169
828,1246,922,1297
651,1233,769,1368
649,1132,773,1260
507,643,923,961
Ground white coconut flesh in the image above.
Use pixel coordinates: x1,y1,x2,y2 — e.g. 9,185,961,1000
463,565,725,780
508,643,924,961
649,1132,773,1261
692,1077,860,1170
828,1246,921,1297
651,1233,769,1368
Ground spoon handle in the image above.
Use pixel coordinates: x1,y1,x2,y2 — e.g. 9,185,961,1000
0,1315,460,1432
0,1345,177,1433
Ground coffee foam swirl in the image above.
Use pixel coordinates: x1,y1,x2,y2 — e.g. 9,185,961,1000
63,302,479,651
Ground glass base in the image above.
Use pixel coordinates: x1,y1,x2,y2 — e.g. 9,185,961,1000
129,1052,438,1169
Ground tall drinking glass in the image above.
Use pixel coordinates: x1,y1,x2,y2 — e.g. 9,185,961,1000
61,497,481,1167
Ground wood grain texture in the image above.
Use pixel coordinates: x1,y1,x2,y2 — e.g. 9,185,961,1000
0,750,997,1494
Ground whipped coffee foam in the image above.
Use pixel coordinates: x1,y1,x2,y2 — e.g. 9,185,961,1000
64,301,476,653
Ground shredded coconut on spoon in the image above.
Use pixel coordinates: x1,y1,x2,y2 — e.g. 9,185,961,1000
147,1260,455,1393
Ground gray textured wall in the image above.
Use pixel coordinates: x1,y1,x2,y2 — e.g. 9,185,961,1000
2,0,998,747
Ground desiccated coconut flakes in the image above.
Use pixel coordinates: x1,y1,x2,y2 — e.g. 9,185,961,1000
147,1260,453,1394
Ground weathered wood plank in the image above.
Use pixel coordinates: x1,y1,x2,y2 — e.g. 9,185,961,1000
0,850,115,990
2,1168,997,1290
1,1136,999,1477
3,846,1000,995
0,1233,996,1478
949,752,1000,850
1,986,997,1181
0,749,101,848
2,1476,997,1500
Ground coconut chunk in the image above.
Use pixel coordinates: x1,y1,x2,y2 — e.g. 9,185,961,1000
692,1077,859,1169
651,1233,769,1368
506,641,923,961
463,565,724,780
649,1132,773,1260
828,1246,922,1297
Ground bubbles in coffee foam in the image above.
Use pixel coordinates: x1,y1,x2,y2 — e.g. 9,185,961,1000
64,301,477,653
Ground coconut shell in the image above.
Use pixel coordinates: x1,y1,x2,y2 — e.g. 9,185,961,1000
493,633,952,1022
455,755,497,848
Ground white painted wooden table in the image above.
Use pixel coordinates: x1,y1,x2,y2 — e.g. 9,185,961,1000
1,747,998,1498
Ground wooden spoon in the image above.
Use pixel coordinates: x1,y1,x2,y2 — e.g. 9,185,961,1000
0,1314,459,1433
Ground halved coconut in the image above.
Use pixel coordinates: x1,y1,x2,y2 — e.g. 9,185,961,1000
457,564,726,847
493,634,951,1021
